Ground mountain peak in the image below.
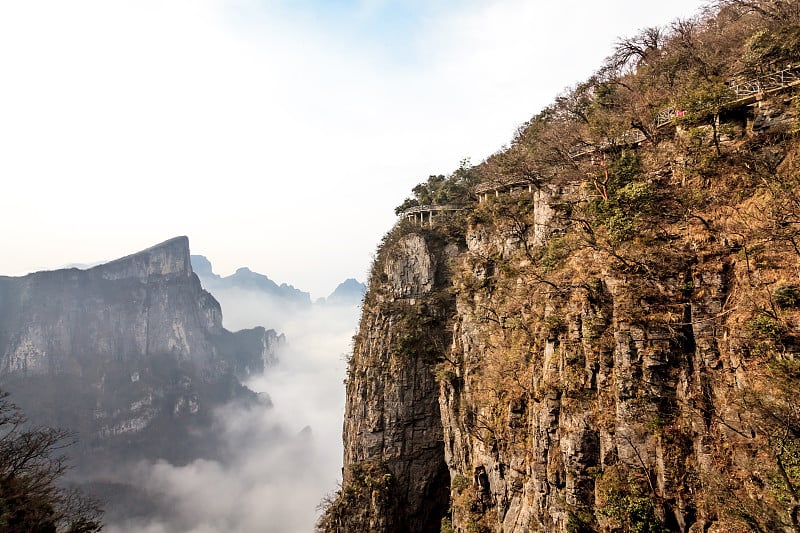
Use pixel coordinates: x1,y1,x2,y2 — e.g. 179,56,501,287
93,236,192,281
189,254,217,279
191,257,312,307
322,278,366,306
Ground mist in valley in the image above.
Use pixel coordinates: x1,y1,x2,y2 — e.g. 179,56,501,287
101,283,361,532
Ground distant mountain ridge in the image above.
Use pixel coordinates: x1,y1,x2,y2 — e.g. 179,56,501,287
191,254,365,307
321,278,366,306
191,254,312,307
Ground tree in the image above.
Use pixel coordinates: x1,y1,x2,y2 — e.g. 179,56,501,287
0,391,103,532
744,23,800,68
678,78,736,155
715,0,800,23
394,159,479,215
609,26,664,72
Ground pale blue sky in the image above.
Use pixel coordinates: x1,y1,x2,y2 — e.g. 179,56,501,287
0,0,708,298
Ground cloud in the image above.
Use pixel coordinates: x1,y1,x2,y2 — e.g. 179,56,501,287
105,409,324,533
98,300,358,533
0,0,706,297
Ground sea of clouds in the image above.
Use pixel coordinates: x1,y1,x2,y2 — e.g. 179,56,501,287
104,291,360,533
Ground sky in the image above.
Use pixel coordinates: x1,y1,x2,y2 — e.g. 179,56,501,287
0,0,709,298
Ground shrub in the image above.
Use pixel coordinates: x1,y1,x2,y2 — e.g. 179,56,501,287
598,467,665,533
441,517,454,533
606,210,636,242
773,285,800,309
451,474,470,493
746,314,788,339
539,236,569,271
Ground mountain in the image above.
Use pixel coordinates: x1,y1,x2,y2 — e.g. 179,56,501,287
0,237,283,520
191,254,312,307
319,278,366,306
320,3,800,532
0,238,281,382
189,255,364,334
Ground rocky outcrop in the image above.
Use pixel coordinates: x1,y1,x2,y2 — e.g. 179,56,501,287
751,94,799,132
320,232,460,532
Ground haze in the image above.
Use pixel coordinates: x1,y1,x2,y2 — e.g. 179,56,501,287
0,0,708,298
101,276,361,532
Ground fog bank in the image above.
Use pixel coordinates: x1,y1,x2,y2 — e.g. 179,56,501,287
105,298,359,532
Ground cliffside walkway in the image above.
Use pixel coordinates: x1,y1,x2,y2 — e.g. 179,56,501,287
568,64,800,159
474,178,537,202
404,67,800,215
399,204,462,226
730,65,800,100
568,130,647,159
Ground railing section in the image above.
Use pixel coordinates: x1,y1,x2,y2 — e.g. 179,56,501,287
568,65,800,159
398,204,461,218
730,65,800,97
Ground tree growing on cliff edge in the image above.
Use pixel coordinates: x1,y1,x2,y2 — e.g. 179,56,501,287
394,159,480,215
716,0,800,22
0,391,103,532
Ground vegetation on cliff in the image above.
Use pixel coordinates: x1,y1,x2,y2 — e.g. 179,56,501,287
394,160,481,214
322,1,800,531
0,391,102,532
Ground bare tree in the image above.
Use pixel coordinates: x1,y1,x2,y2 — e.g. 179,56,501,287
609,27,664,72
715,0,800,22
0,391,103,532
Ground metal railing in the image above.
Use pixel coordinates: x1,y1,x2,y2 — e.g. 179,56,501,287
655,107,686,128
730,65,800,97
568,65,800,159
474,178,537,195
568,129,647,159
398,204,462,218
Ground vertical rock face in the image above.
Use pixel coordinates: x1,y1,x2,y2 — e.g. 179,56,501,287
0,236,283,464
321,232,459,532
323,93,800,532
1,237,217,376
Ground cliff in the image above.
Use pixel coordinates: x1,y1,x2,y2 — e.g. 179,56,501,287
322,232,460,532
321,3,800,532
0,236,283,464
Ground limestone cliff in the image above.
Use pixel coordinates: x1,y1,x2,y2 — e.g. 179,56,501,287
322,232,460,532
0,236,283,463
324,130,800,533
320,3,800,531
